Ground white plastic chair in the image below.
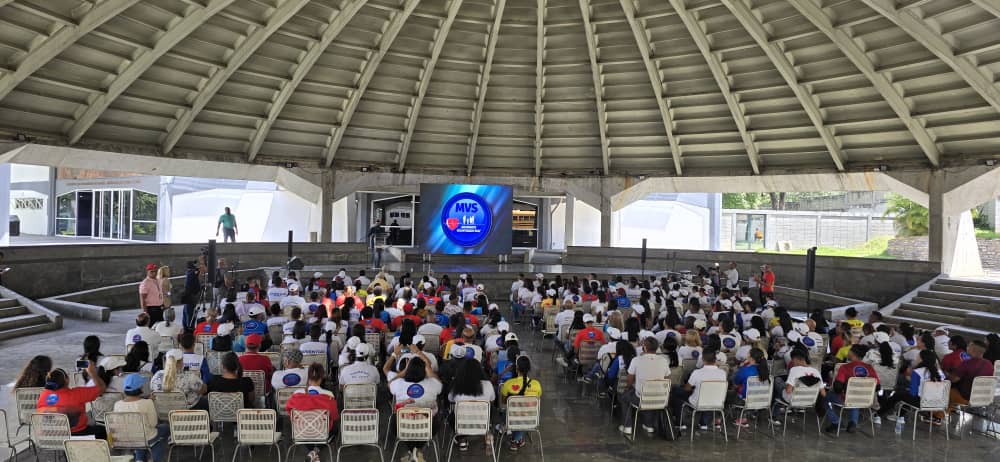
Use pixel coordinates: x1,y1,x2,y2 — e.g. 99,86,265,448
244,370,267,407
207,392,242,431
14,387,42,435
343,383,378,409
1,409,30,462
626,379,675,442
285,409,334,462
64,439,133,462
872,364,899,392
232,409,282,462
263,352,283,371
497,396,543,461
680,380,728,442
954,376,998,438
30,413,71,462
388,407,439,462
301,354,327,368
160,336,178,351
446,401,494,462
206,351,224,376
773,381,822,437
422,336,441,356
90,393,122,425
337,408,384,462
105,411,158,456
275,386,305,421
731,377,774,440
152,392,189,422
680,359,697,382
828,377,878,438
897,380,951,440
167,410,218,462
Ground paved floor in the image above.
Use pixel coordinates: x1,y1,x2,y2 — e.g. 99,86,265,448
2,309,999,462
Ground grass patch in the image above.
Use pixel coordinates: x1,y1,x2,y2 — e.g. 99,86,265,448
755,235,893,258
975,229,1000,240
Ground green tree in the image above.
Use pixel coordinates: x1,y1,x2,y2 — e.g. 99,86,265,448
722,193,766,209
883,193,928,236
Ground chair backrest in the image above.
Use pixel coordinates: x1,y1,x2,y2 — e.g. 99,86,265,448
843,377,878,409
290,409,330,443
789,383,822,408
616,365,630,395
968,376,998,407
454,400,491,436
195,334,213,351
0,409,10,445
394,407,433,442
208,392,242,423
421,335,440,355
193,342,206,356
581,301,593,314
771,358,788,377
301,354,326,367
276,387,305,416
205,350,224,376
364,332,382,352
15,387,43,425
90,392,122,425
105,412,151,449
637,379,671,410
237,409,277,444
30,413,71,451
263,351,283,371
872,364,899,391
152,391,189,421
343,383,378,409
577,341,601,367
340,408,379,445
694,380,727,410
268,324,284,345
743,376,772,410
245,369,267,399
160,336,177,351
505,396,541,431
913,379,948,410
64,439,113,462
168,410,212,446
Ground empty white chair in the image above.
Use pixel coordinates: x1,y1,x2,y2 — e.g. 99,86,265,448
337,408,384,462
447,401,495,462
731,377,774,440
14,387,42,435
244,370,267,407
105,412,158,458
167,410,218,462
30,413,71,461
152,392,189,422
680,380,728,442
388,407,439,462
774,381,823,437
828,377,879,438
954,376,998,438
232,409,282,462
1,409,30,462
285,409,334,462
207,392,242,431
343,383,378,410
64,439,133,462
497,396,543,461
625,379,675,442
897,380,951,440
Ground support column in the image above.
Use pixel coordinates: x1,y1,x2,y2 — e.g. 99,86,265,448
320,171,334,242
564,193,575,249
928,170,944,264
600,195,612,248
929,170,983,276
708,193,720,250
538,198,551,250
0,163,9,246
346,193,358,242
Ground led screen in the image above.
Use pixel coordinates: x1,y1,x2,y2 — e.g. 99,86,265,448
418,183,513,254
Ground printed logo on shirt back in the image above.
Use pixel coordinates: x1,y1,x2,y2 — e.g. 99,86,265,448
960,351,971,361
406,384,425,399
132,334,142,343
282,374,302,386
587,331,595,339
802,337,816,348
45,394,59,406
722,337,737,349
852,366,869,377
202,324,212,333
496,337,503,347
691,350,700,359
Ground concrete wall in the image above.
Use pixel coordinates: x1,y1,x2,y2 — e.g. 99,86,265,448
0,242,368,299
564,246,939,307
722,209,896,250
888,236,1000,270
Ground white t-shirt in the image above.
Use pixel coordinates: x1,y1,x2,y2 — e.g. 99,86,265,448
389,377,443,413
272,367,308,389
126,326,162,357
696,351,726,369
678,345,703,362
555,310,575,330
267,316,289,327
627,353,671,392
153,321,182,339
724,269,740,289
182,353,205,373
267,287,289,302
484,334,506,353
338,362,380,386
417,323,443,338
300,341,328,356
449,380,495,403
783,365,824,402
687,364,727,405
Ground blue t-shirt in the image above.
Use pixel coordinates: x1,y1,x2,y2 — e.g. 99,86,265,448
435,313,449,327
731,364,760,399
495,350,514,383
616,295,631,308
242,319,267,336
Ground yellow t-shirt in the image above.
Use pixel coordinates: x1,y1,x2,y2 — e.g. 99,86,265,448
835,345,852,362
845,319,864,329
500,377,543,398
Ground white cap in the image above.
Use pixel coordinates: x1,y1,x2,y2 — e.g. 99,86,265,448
460,274,467,280
546,289,556,296
638,330,655,341
743,328,761,341
535,273,544,279
606,327,622,340
632,304,645,315
248,306,265,317
873,331,891,344
396,298,407,309
583,314,596,323
488,303,499,311
476,284,485,291
423,282,432,289
794,323,810,335
450,345,468,359
787,331,802,343
165,349,185,361
217,323,235,336
413,334,426,345
346,336,361,349
355,343,372,358
313,272,323,278
693,319,707,330
934,326,949,334
766,300,778,307
653,280,662,287
288,283,300,292
99,356,127,370
497,321,510,332
504,332,519,343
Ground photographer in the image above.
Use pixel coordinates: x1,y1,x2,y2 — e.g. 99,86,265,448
182,260,202,330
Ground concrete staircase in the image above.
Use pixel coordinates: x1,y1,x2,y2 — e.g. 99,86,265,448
0,297,59,341
886,278,1000,339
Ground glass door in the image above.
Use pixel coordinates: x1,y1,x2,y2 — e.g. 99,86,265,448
93,189,132,240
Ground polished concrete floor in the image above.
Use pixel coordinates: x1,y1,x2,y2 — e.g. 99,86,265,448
2,309,999,462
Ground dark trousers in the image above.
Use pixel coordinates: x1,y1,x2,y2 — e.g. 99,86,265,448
145,305,164,325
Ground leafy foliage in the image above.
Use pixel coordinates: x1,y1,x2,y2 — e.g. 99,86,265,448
883,193,928,236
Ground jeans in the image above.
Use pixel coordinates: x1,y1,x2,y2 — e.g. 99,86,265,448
133,424,170,462
183,302,197,330
825,393,858,426
223,227,236,243
511,303,523,322
668,386,710,427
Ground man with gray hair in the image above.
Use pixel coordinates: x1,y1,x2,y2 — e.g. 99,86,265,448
271,349,308,390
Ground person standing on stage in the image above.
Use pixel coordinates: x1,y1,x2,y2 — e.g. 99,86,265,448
139,263,165,324
216,207,238,243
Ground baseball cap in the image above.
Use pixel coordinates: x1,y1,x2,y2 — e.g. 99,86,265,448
497,321,510,332
638,330,655,341
313,271,323,278
632,304,645,315
488,303,499,311
606,327,622,340
476,284,484,291
248,306,265,317
217,323,234,336
460,274,467,280
693,319,707,330
873,331,891,344
355,343,372,358
794,323,810,335
546,289,556,296
99,356,127,371
245,334,263,347
165,349,184,361
346,336,361,349
934,326,950,335
423,282,432,289
288,283,300,292
145,263,158,271
505,332,519,343
787,331,802,343
412,334,426,346
583,314,595,323
450,344,468,359
283,349,303,364
535,273,544,279
123,373,148,393
403,303,414,314
743,328,761,341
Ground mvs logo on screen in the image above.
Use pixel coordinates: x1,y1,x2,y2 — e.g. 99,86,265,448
419,184,512,255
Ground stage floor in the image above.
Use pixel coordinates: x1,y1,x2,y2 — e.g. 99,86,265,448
265,263,665,277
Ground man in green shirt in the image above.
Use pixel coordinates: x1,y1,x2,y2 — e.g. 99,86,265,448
216,207,238,243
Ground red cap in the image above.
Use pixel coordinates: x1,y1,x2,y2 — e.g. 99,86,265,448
245,333,262,347
146,263,158,271
403,303,414,314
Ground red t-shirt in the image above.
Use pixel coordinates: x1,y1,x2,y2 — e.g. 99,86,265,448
941,349,970,375
335,295,362,309
761,271,775,292
833,360,879,397
285,390,340,430
391,314,422,331
195,321,219,335
37,386,102,433
463,313,479,327
440,327,456,345
361,318,387,333
239,353,275,391
573,327,606,350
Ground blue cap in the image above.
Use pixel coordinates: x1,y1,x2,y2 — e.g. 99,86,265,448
123,373,147,393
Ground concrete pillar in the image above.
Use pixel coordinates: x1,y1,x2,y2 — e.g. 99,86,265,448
346,193,358,242
928,170,944,263
929,170,983,276
47,166,56,236
600,195,612,248
708,193,720,250
564,194,575,249
320,171,334,242
0,163,9,246
538,198,551,250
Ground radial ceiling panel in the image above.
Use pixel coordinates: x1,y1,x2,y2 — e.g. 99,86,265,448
0,0,997,176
